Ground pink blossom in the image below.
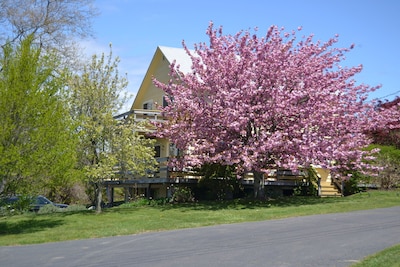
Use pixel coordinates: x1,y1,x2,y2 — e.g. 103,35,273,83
154,23,395,177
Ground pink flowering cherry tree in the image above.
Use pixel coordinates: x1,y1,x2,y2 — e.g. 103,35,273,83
154,22,389,198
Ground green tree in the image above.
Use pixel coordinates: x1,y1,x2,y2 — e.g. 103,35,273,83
0,36,78,198
112,120,156,180
68,46,157,212
369,145,400,189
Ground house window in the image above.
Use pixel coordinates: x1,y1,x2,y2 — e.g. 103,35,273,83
143,101,153,110
163,96,168,107
169,143,180,157
154,145,161,158
163,95,174,107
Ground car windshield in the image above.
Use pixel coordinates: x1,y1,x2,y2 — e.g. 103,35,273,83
35,196,52,205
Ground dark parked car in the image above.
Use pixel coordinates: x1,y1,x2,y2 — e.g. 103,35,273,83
1,195,68,212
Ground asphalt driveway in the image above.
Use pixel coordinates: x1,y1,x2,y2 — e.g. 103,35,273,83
1,206,399,267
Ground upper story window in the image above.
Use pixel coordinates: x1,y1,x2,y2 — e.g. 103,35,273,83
154,145,161,158
143,101,153,110
163,96,168,108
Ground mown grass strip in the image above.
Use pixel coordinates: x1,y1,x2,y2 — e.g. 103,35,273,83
351,244,400,267
0,190,399,246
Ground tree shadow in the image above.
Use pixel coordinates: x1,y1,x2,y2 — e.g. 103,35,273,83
0,218,64,235
158,196,346,212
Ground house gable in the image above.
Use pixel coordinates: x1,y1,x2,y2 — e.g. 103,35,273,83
131,46,193,111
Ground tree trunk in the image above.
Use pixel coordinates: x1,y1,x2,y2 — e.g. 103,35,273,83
95,182,103,213
0,178,5,195
253,171,265,199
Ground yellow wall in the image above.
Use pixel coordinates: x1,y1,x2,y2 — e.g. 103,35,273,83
154,138,170,158
131,48,176,159
132,48,171,110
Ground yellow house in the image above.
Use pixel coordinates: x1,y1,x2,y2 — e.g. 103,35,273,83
105,47,199,203
104,46,342,203
130,46,192,159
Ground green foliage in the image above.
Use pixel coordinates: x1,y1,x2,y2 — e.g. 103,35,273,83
37,204,87,214
119,197,169,207
292,168,318,197
265,188,284,198
293,184,317,196
369,144,400,162
171,186,194,203
195,163,244,200
367,144,400,189
67,45,157,212
128,197,152,206
0,36,78,197
112,120,157,179
197,177,243,200
37,204,62,214
68,45,129,180
0,195,33,215
196,163,236,179
343,172,366,195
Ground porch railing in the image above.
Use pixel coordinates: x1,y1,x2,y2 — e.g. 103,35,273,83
114,109,165,122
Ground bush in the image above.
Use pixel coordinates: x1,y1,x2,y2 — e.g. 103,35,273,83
0,205,16,216
293,183,317,196
37,204,87,214
368,145,400,190
37,204,62,214
171,186,194,203
118,197,170,207
194,163,244,200
121,197,151,207
0,195,33,215
339,171,368,196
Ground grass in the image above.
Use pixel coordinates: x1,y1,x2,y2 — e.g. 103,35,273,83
351,244,400,267
0,190,399,247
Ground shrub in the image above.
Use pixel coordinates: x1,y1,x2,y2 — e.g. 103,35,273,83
368,145,400,190
37,204,87,214
293,183,317,196
171,186,194,203
118,197,169,207
0,195,33,215
37,204,62,214
195,163,244,200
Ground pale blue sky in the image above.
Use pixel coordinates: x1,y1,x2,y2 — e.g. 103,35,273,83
89,0,400,110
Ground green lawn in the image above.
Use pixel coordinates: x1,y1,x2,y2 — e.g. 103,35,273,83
352,244,400,267
0,190,399,247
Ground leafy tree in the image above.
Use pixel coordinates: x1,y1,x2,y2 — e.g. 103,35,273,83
155,23,389,198
112,120,157,180
0,35,78,197
368,145,400,189
68,46,156,212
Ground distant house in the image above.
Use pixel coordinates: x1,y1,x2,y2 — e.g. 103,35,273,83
104,46,341,204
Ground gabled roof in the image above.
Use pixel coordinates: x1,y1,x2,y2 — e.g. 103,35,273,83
130,46,195,111
158,46,194,74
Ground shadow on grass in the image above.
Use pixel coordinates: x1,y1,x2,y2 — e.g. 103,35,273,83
112,195,347,212
167,196,346,211
0,218,64,235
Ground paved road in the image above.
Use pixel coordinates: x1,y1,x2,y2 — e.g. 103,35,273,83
1,206,399,267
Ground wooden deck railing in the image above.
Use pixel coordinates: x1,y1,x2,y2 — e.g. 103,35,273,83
114,109,165,122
